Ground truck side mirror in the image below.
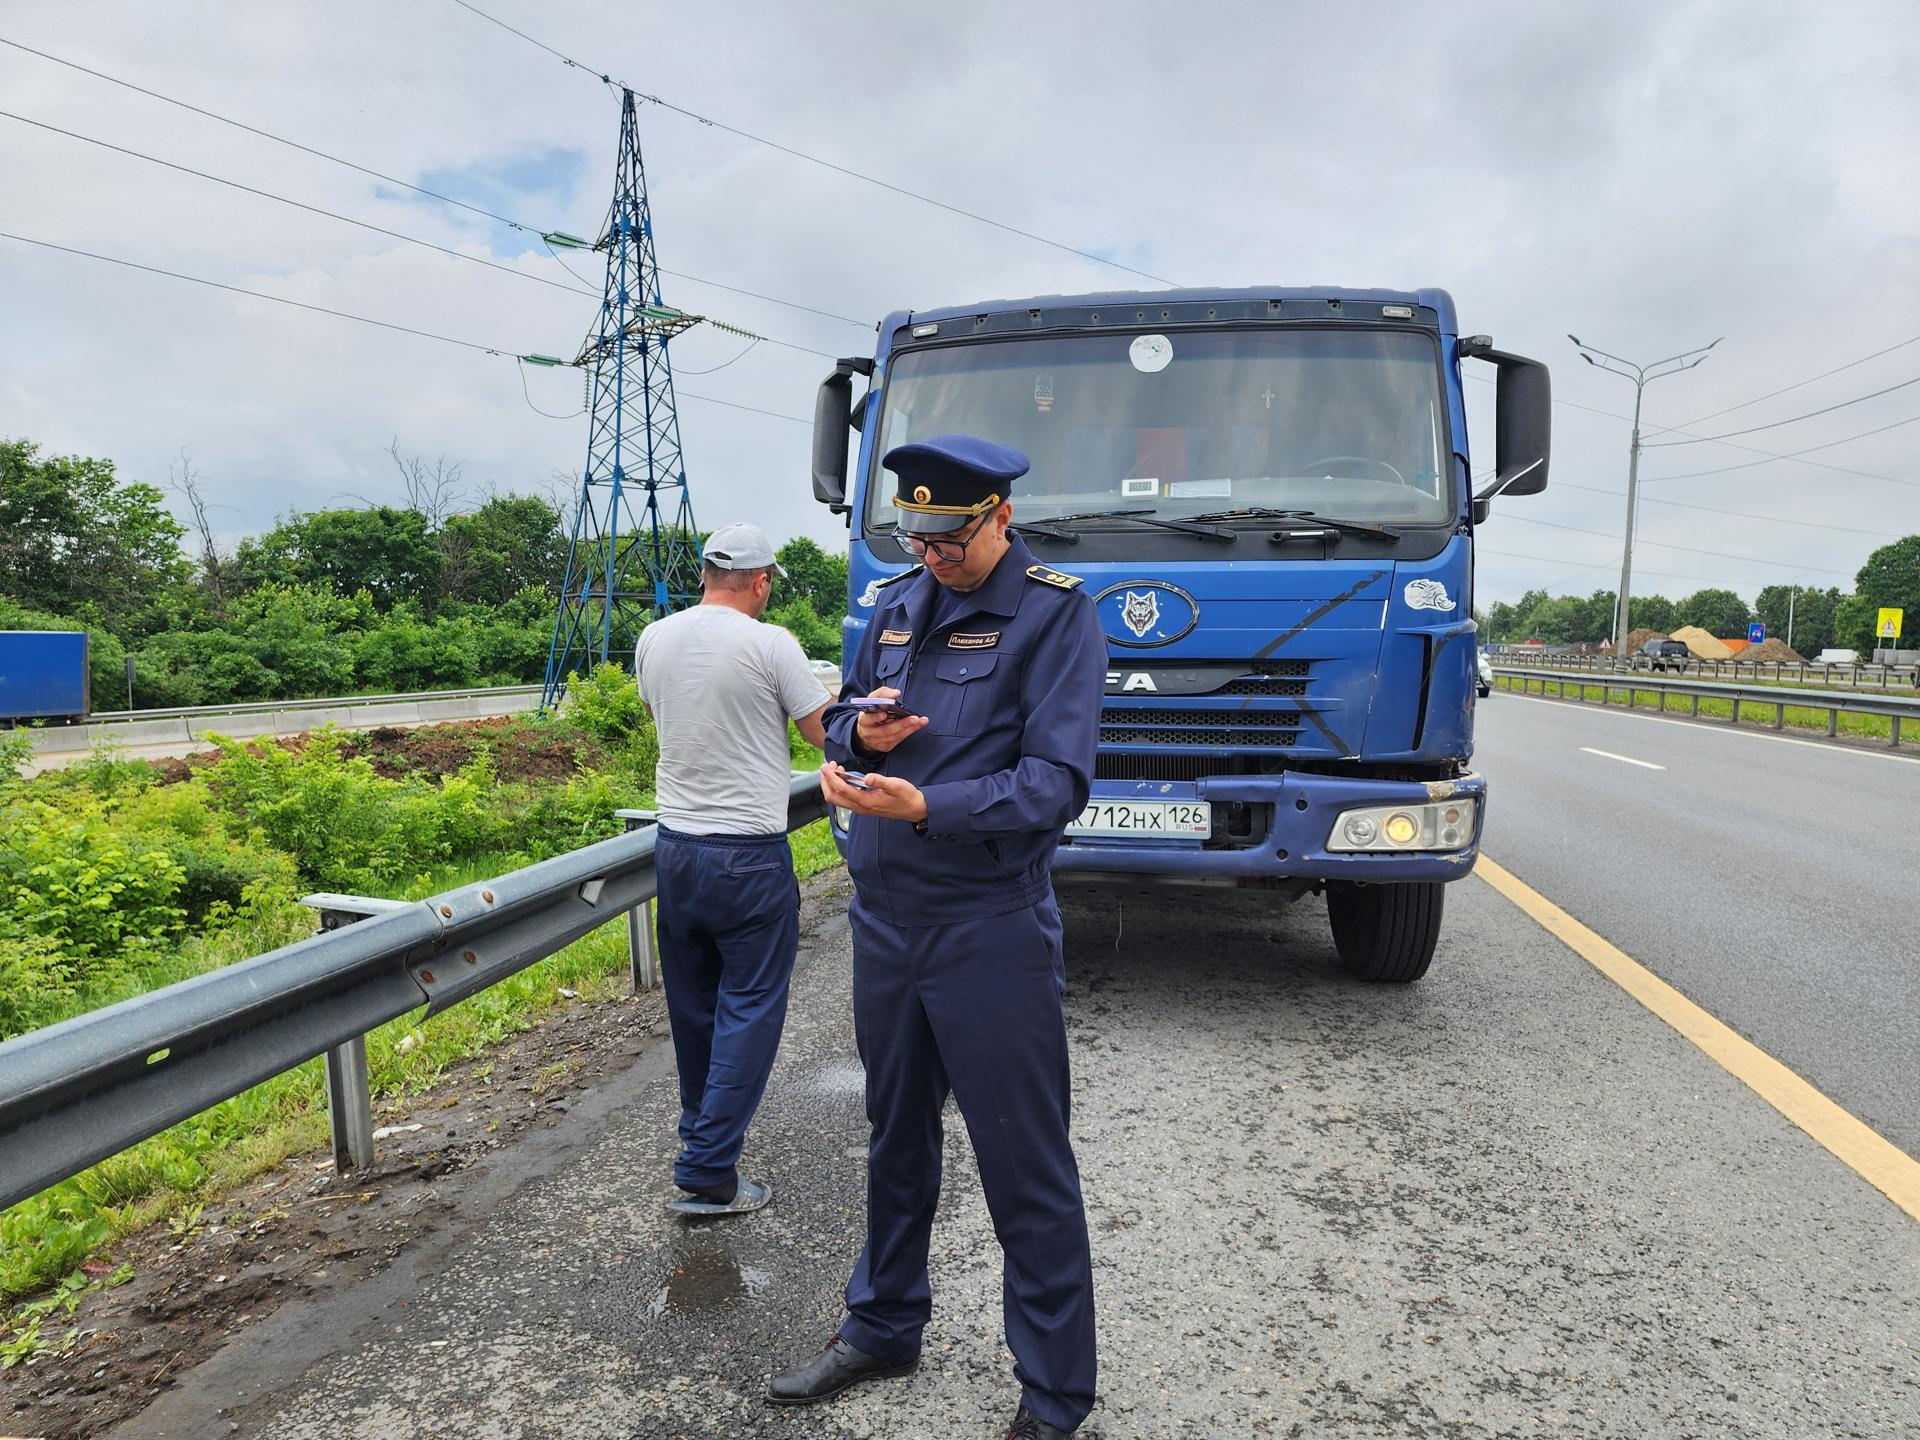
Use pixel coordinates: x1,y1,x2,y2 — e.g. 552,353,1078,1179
810,358,873,514
1489,349,1550,496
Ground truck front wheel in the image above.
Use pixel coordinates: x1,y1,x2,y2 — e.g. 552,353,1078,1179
1325,881,1444,983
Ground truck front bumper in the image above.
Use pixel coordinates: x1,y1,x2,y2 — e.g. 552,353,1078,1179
1051,770,1487,885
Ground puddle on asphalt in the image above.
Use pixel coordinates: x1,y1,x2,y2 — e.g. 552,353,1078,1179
648,1246,772,1319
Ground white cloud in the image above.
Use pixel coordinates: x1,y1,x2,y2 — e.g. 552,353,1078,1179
2,0,1916,606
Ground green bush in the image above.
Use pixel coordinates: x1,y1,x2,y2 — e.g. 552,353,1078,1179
0,791,186,958
0,934,80,1038
200,728,510,890
513,767,641,859
560,662,650,743
115,782,302,923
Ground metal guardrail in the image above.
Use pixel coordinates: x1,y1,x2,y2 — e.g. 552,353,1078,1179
79,683,547,726
19,683,551,758
1491,651,1917,690
0,774,828,1211
1493,667,1920,746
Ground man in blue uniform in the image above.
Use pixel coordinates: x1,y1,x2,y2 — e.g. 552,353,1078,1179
766,436,1105,1439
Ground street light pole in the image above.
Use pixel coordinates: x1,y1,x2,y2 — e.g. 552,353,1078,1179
1567,334,1721,655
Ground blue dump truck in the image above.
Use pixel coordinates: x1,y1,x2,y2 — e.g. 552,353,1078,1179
810,287,1549,981
0,630,91,726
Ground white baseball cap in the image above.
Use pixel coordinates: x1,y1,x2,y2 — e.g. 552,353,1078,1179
702,522,786,577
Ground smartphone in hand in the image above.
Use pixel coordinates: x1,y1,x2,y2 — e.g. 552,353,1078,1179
848,697,915,720
837,769,877,792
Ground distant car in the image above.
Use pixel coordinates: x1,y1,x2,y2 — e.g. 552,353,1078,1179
1638,639,1690,672
1476,650,1493,697
808,658,839,676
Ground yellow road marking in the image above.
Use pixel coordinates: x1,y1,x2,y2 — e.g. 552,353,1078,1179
1478,855,1920,1224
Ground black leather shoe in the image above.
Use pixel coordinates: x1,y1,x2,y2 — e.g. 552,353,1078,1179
1005,1404,1074,1438
766,1331,918,1406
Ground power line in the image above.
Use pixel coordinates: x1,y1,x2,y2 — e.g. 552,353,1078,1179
1470,367,1920,491
1641,374,1920,446
1499,513,1853,576
1642,413,1920,488
0,107,588,294
1,106,842,363
1478,548,1750,590
0,229,811,422
446,0,1180,287
1,229,508,352
0,33,876,332
1550,481,1887,538
1674,333,1920,428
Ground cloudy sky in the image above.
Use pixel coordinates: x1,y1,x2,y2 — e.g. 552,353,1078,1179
2,0,1916,608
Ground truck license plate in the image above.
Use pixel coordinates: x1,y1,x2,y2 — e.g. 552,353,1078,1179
1068,800,1212,838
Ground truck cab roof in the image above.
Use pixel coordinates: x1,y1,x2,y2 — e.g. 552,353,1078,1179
882,287,1460,349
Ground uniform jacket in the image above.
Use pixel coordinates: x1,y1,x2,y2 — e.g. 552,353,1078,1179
824,532,1106,926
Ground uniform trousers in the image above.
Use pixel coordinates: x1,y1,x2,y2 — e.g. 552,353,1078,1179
654,826,798,1193
838,889,1097,1432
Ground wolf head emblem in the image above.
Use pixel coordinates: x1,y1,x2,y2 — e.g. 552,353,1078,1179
1121,589,1161,639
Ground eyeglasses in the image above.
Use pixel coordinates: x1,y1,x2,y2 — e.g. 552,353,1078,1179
891,512,991,565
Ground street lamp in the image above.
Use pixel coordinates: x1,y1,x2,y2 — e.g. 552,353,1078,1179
1567,334,1721,654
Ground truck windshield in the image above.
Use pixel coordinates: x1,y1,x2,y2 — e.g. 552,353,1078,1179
865,327,1452,530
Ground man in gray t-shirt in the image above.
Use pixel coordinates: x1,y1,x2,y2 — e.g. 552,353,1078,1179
634,523,830,1217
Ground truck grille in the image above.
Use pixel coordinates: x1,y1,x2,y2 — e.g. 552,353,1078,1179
1216,676,1307,696
1103,726,1299,748
1096,659,1315,751
1101,706,1301,729
1099,706,1301,749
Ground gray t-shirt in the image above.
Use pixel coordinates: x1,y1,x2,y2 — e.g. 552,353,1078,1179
634,605,829,836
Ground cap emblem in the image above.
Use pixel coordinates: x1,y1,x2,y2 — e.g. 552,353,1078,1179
913,485,932,504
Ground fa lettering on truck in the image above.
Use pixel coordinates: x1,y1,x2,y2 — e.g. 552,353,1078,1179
810,289,1549,982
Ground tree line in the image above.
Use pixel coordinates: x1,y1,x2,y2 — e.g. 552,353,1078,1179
1482,541,1918,654
0,437,848,710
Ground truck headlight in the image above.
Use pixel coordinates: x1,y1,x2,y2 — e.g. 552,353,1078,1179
833,806,853,831
1328,799,1476,853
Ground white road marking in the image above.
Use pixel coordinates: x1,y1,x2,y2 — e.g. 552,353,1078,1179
1498,691,1920,767
1579,746,1665,770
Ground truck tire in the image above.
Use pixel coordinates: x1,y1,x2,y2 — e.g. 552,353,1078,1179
1326,881,1444,983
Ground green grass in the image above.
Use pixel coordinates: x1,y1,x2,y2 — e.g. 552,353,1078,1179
1,723,839,1307
1495,675,1905,743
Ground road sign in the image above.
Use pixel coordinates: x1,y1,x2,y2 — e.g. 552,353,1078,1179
1748,622,1765,645
1878,607,1904,640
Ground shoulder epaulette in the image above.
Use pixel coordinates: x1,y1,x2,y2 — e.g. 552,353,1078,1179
1026,563,1083,590
875,565,922,590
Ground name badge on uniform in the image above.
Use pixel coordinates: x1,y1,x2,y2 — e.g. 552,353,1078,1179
948,631,1001,650
879,629,913,646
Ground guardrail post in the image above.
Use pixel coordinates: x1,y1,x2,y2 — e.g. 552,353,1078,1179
298,895,410,1175
616,809,661,991
1894,715,1904,749
323,1035,375,1172
1774,701,1785,730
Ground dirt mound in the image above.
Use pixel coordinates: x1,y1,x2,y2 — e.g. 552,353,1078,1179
1670,625,1733,660
1625,628,1665,657
147,717,607,788
342,716,604,783
1743,637,1805,663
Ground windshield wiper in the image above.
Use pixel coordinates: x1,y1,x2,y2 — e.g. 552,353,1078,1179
1186,507,1402,542
1018,508,1236,543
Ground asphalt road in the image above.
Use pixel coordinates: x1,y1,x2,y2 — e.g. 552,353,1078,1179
113,845,1919,1436
1473,690,1920,1156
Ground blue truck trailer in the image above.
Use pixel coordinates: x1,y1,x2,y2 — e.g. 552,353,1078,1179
0,630,91,725
810,287,1549,982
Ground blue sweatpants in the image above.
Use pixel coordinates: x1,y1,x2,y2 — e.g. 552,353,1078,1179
654,826,799,1193
838,890,1097,1432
